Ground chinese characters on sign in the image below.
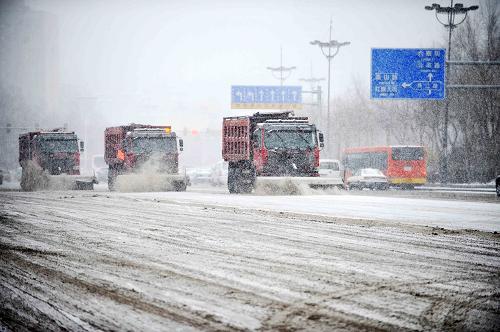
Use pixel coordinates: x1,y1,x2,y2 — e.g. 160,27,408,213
231,86,302,109
371,48,446,100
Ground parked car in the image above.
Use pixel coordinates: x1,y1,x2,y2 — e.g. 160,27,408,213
347,168,389,190
496,175,500,197
210,161,228,186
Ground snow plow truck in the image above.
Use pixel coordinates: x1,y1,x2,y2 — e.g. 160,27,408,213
104,124,188,191
222,111,339,194
19,129,95,191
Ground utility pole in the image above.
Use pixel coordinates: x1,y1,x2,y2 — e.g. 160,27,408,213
425,1,478,183
310,19,350,157
267,47,296,109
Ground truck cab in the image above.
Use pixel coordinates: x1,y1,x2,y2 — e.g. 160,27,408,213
223,112,326,194
19,131,81,176
105,124,187,191
18,129,95,191
120,128,182,174
252,121,321,176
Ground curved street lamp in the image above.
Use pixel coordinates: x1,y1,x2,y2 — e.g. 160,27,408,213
266,47,296,88
310,20,350,157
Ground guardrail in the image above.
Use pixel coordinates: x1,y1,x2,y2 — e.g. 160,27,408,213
416,185,495,193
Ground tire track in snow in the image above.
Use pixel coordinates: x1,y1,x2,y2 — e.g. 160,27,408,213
1,191,499,331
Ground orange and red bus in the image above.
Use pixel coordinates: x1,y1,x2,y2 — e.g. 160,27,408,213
342,146,427,187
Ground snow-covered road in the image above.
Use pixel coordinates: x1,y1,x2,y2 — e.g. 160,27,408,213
116,189,500,232
1,190,499,331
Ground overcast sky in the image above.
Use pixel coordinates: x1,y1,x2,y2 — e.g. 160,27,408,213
24,0,481,129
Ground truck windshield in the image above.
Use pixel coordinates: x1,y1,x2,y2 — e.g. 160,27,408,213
132,137,177,154
39,139,78,153
264,130,316,149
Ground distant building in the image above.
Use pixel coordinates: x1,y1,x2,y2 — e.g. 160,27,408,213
0,0,59,114
0,0,60,169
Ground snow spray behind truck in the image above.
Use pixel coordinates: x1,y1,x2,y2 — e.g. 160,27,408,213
222,111,339,194
104,124,188,191
18,129,95,191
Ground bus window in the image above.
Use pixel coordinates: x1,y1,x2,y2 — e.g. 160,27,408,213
345,152,387,171
370,152,388,170
392,147,424,161
346,153,369,170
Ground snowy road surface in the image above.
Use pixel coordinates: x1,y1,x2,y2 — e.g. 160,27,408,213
1,190,499,331
121,190,500,232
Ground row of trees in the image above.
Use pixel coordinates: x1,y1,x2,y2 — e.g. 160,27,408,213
316,1,499,183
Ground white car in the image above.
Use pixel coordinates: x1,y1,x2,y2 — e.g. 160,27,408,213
347,168,389,190
210,161,228,186
319,159,341,177
187,167,212,185
318,159,344,188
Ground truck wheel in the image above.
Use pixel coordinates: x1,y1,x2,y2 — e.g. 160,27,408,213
235,180,251,194
108,167,117,191
228,162,255,194
20,168,29,191
228,180,237,194
175,181,187,192
228,163,238,194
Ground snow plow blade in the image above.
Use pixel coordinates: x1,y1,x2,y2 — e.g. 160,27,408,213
22,174,96,191
46,175,96,191
20,162,96,191
254,176,344,195
114,173,188,192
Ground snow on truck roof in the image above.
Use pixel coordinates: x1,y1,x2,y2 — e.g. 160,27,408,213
264,119,309,124
38,131,76,135
128,128,176,137
19,130,77,139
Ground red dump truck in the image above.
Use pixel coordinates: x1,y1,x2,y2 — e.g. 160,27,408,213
222,111,341,194
19,129,95,191
104,124,187,191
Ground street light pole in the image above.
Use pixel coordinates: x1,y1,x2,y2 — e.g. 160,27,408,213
266,47,297,110
310,19,350,157
300,62,325,125
425,1,478,183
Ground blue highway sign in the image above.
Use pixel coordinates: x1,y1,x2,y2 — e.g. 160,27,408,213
231,85,302,109
371,48,446,99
